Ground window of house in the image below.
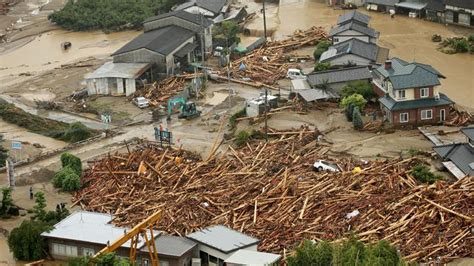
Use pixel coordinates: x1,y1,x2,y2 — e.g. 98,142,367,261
420,88,429,98
400,113,409,123
334,37,339,42
52,243,78,257
83,248,94,257
421,109,433,120
398,90,406,99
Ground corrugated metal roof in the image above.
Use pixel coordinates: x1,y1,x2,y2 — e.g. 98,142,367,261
41,211,160,249
291,79,311,90
378,93,454,111
297,89,339,102
175,43,198,58
85,62,151,79
307,66,372,86
461,127,474,140
186,225,260,254
224,250,281,265
112,26,195,56
142,235,196,257
337,11,371,26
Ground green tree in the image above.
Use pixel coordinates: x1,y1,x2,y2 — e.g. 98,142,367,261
52,167,81,191
340,93,367,111
314,62,331,72
62,122,93,143
364,240,402,266
352,107,364,130
0,187,13,216
313,40,331,60
33,192,47,222
345,103,354,122
287,240,333,266
62,174,81,192
68,252,133,266
410,164,442,184
8,220,51,260
0,134,8,167
214,21,240,46
60,152,82,176
341,81,376,100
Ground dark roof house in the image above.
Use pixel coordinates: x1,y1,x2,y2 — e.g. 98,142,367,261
329,22,379,38
144,10,213,28
426,0,446,11
175,0,228,17
112,26,195,56
445,0,474,9
307,66,373,87
320,38,389,65
337,11,371,26
433,127,474,179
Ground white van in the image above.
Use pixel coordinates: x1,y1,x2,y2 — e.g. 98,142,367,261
286,68,306,80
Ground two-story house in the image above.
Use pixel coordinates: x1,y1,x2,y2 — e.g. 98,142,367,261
320,38,389,66
433,127,474,179
329,11,379,45
445,0,474,27
373,58,454,126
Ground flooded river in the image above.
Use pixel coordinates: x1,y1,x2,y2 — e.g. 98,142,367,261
275,0,473,110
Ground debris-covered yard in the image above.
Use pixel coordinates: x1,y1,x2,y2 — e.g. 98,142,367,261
74,130,472,263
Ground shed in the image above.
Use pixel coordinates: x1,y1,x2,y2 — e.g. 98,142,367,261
245,95,278,117
187,225,260,265
297,89,339,102
224,250,281,266
85,62,151,96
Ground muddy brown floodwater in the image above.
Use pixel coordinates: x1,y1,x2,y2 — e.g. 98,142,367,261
275,0,474,111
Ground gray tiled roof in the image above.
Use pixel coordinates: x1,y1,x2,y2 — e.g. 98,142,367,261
320,39,381,63
366,0,400,6
374,58,444,89
426,0,445,11
337,11,371,26
461,127,474,140
142,235,196,257
445,0,474,9
307,66,372,86
330,22,379,38
176,0,227,14
433,143,474,176
112,26,194,56
144,10,213,27
378,93,454,111
186,225,260,254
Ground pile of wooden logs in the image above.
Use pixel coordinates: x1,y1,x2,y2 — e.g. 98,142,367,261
0,0,19,15
74,128,473,263
445,107,473,127
215,27,329,90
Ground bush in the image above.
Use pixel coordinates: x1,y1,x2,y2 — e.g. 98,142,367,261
345,103,355,122
364,240,402,266
341,81,376,100
0,187,13,216
8,220,51,260
313,40,331,60
33,192,47,222
213,21,240,46
314,62,331,72
235,130,251,147
411,164,442,184
62,174,81,192
62,122,94,143
52,166,81,191
229,108,246,129
60,153,82,176
287,240,333,266
341,93,367,111
352,107,364,130
69,252,133,266
48,0,183,31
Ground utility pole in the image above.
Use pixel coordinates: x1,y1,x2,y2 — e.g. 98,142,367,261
262,0,267,40
199,12,205,64
264,89,268,142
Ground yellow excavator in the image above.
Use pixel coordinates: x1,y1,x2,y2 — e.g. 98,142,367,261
93,210,162,266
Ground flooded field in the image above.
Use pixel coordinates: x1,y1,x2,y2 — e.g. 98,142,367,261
275,0,473,110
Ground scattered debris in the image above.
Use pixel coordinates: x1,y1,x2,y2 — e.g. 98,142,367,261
34,100,62,110
432,34,442,42
74,128,472,263
445,107,474,127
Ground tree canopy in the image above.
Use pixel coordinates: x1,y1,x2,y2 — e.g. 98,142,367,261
0,134,7,167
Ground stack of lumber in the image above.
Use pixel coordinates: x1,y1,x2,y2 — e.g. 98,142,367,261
362,121,383,132
215,27,329,90
74,128,472,263
445,107,473,127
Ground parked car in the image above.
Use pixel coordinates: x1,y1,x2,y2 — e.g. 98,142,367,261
286,68,306,80
313,160,340,172
132,97,149,108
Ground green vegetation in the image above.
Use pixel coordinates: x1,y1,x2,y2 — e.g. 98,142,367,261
341,81,376,100
345,103,355,122
287,237,405,266
407,147,422,157
313,40,331,60
61,152,83,176
439,35,474,54
0,134,7,167
69,252,134,266
53,166,81,192
411,164,442,184
0,100,96,143
8,220,52,261
341,93,367,111
314,62,331,72
234,130,264,147
352,106,363,130
229,108,246,129
49,0,184,31
0,187,14,217
213,21,240,47
33,192,47,222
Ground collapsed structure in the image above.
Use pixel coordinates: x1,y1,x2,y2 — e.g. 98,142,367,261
73,129,473,263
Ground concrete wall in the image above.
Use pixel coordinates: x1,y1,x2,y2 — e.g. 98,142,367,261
325,54,372,66
86,77,137,96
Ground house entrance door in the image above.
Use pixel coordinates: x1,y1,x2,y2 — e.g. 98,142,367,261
440,109,446,122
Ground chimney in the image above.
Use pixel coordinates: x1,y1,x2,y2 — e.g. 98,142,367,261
384,60,392,70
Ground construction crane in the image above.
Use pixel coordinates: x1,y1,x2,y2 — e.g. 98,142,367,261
93,210,162,266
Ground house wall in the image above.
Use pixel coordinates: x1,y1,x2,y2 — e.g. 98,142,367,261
325,54,372,66
143,17,213,52
165,36,196,75
192,244,259,264
413,86,435,99
86,78,109,95
113,48,166,66
333,29,370,44
445,6,474,27
389,105,452,126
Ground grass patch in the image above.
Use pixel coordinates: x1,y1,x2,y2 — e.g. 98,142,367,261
411,164,443,184
229,108,246,130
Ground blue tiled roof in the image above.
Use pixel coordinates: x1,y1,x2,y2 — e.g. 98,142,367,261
378,93,454,111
